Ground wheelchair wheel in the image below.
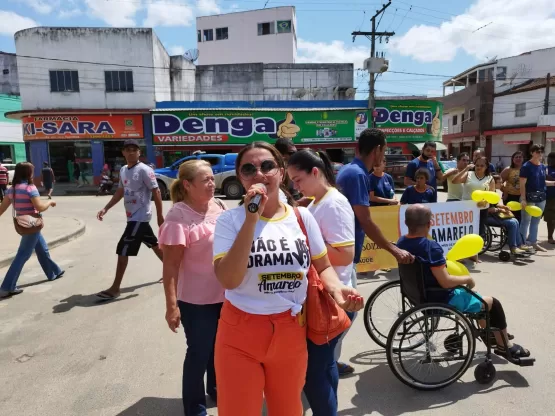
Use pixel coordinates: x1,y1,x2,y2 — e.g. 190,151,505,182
363,281,405,348
488,226,507,252
474,361,496,385
386,304,476,391
498,251,511,262
363,281,435,350
479,226,492,255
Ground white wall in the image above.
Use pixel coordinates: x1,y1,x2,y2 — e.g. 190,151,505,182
152,33,171,102
0,53,19,95
14,27,158,110
170,56,196,101
443,107,465,134
493,89,555,127
495,47,555,94
197,7,296,65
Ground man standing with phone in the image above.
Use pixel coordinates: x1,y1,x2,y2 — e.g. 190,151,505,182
96,140,164,300
404,141,444,190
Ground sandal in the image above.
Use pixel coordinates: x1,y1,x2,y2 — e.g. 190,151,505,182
96,290,120,301
337,362,355,376
495,343,530,359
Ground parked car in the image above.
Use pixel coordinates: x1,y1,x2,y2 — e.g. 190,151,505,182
155,153,237,200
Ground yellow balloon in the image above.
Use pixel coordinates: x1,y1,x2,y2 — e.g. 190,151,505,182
471,190,485,202
446,260,470,276
483,191,500,205
507,201,522,211
525,205,543,217
446,234,484,261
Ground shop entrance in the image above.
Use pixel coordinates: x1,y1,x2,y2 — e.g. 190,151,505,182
49,141,93,183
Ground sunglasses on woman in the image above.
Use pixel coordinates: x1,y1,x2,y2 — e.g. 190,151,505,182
239,160,279,179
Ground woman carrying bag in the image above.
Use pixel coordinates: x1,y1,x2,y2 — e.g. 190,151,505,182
0,162,64,299
212,142,364,416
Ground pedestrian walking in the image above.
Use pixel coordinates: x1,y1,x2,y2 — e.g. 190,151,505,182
0,162,64,299
287,149,357,413
0,161,8,202
73,161,81,187
212,142,363,415
96,139,164,300
41,162,55,200
80,162,90,185
160,160,226,416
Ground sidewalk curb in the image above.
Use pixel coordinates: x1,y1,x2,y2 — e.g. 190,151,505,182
0,219,86,269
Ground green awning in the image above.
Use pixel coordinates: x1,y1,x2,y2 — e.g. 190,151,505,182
411,142,448,152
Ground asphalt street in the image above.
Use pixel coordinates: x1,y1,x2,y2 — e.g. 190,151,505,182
1,195,554,416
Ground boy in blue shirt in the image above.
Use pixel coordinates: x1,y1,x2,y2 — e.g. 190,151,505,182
404,141,443,189
400,168,437,204
397,204,530,359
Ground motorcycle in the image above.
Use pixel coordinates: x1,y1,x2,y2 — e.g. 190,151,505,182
96,174,114,196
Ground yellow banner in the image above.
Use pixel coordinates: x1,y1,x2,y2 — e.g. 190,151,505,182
356,205,399,272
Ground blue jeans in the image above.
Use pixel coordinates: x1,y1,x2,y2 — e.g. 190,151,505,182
1,231,62,292
178,301,222,416
520,200,547,244
304,311,355,416
487,216,522,248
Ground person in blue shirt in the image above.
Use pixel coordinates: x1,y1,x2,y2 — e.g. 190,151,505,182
543,152,555,244
400,168,437,205
397,204,530,359
336,128,414,266
404,141,444,189
519,144,555,251
369,158,398,206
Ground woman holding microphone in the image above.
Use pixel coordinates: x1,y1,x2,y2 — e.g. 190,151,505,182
212,142,364,415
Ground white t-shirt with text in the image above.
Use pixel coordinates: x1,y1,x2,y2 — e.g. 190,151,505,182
308,188,355,286
213,204,327,315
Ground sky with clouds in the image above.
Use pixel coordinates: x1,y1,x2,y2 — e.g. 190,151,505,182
1,0,555,98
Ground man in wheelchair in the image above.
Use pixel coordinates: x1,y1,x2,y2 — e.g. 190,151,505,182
396,204,531,360
486,203,533,255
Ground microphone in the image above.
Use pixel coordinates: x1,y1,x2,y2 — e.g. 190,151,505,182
247,184,267,213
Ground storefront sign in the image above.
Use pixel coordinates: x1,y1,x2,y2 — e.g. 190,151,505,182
22,115,144,141
373,100,443,143
357,201,479,272
152,110,364,145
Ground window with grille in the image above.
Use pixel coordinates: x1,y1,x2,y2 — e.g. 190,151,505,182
49,70,80,92
105,71,134,92
515,103,526,117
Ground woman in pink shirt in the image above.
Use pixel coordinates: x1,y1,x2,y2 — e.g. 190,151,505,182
0,162,63,298
158,159,226,416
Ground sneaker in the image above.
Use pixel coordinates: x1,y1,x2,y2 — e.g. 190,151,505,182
520,245,535,254
511,248,526,256
0,288,23,298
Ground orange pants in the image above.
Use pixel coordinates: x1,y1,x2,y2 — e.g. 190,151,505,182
215,301,307,416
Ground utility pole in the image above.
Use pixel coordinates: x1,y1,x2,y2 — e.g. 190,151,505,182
542,73,551,146
352,1,395,127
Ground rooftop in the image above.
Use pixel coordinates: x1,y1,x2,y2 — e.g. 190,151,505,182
496,76,555,96
197,6,294,20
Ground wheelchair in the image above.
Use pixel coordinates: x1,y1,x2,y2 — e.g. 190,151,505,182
480,215,528,262
381,262,535,390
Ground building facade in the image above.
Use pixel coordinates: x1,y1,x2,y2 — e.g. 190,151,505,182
0,52,25,163
7,27,192,184
196,7,296,66
442,46,555,163
195,63,354,101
